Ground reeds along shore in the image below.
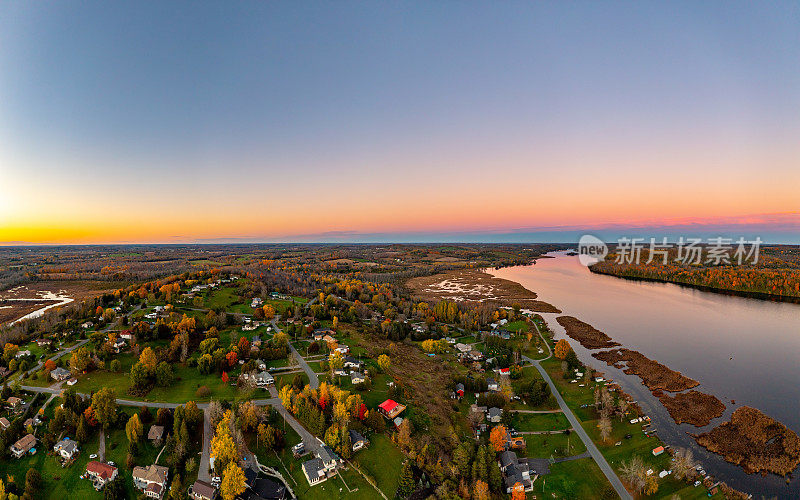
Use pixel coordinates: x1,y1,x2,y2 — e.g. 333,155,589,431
694,406,800,476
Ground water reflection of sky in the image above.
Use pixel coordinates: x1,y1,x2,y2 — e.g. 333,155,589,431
493,253,800,497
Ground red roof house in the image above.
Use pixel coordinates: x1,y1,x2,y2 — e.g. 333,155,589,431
378,399,406,419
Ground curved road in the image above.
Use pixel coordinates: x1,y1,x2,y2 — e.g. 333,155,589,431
524,321,632,500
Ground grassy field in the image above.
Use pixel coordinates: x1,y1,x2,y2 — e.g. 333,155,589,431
529,457,616,499
72,356,242,403
522,430,586,458
511,411,571,432
351,433,405,497
2,428,102,499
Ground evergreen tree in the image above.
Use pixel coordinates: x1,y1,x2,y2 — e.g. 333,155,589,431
396,460,415,498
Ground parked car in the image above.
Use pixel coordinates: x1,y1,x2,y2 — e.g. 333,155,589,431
89,454,98,459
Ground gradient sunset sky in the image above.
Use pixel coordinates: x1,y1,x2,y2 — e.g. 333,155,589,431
1,1,798,244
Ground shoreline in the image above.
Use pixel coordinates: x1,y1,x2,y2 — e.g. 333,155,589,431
589,266,800,304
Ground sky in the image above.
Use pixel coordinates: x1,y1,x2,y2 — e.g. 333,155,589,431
0,1,798,244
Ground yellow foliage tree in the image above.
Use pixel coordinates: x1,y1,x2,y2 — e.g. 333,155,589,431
220,462,246,500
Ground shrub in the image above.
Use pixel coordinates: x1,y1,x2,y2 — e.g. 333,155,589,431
196,386,211,398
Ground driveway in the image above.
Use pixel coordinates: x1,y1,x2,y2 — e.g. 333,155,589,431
272,319,319,389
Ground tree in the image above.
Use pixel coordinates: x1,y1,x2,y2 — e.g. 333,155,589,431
598,416,612,443
24,468,41,497
238,402,260,433
211,410,238,474
473,480,489,500
184,401,202,427
619,456,647,493
156,362,173,387
69,346,91,372
92,388,118,429
139,347,158,373
126,413,143,443
328,351,344,374
554,339,571,360
109,359,121,372
377,354,391,372
262,305,275,320
396,460,414,498
76,414,90,442
489,425,508,452
511,482,526,500
220,462,246,500
671,448,696,480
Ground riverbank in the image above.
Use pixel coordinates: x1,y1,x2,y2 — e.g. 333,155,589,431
589,265,800,304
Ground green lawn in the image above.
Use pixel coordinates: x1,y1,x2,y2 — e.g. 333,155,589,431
530,457,616,499
351,433,404,497
2,427,102,499
511,412,571,432
522,431,586,458
72,359,242,403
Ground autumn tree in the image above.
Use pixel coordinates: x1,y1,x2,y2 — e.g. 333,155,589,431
474,480,490,500
126,413,143,443
489,425,508,452
598,416,612,442
377,354,390,372
262,305,275,320
554,339,572,360
92,388,118,429
70,346,91,372
139,347,158,373
220,462,246,500
396,460,415,498
211,410,239,474
511,482,526,500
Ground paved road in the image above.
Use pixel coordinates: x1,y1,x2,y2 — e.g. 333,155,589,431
24,338,90,377
198,409,213,481
272,319,319,389
524,321,632,500
267,386,321,456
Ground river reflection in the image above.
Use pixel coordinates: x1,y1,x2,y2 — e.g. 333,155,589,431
492,252,800,498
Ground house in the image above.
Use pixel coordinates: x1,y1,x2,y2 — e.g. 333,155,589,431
333,368,348,377
393,417,404,428
148,425,165,443
189,480,217,500
487,378,499,392
255,359,267,371
469,350,484,361
487,407,503,423
86,461,118,488
322,334,336,346
67,377,78,386
35,338,52,347
113,338,127,353
497,367,511,377
498,451,541,493
120,330,134,341
343,356,363,370
132,464,169,498
251,298,263,308
301,445,342,486
81,321,94,329
251,335,262,347
15,350,32,358
24,417,37,428
470,405,487,422
350,372,366,385
54,438,79,460
348,430,368,451
455,383,465,398
455,343,471,353
0,417,10,430
335,345,350,354
50,367,71,381
255,371,274,387
378,399,406,419
7,396,23,409
10,433,37,458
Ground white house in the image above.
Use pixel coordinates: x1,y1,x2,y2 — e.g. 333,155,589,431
54,438,79,460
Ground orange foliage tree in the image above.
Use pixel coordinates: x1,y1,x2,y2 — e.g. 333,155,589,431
489,425,508,452
554,339,572,360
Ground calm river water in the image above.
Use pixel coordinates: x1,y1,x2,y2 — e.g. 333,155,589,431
492,252,800,498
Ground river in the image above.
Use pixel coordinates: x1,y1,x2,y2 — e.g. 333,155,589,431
491,251,800,498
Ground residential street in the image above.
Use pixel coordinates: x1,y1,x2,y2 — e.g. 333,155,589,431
272,318,319,389
523,323,633,500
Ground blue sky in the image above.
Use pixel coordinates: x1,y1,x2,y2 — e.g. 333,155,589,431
0,1,798,243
